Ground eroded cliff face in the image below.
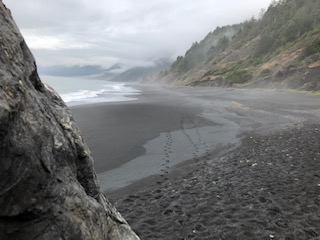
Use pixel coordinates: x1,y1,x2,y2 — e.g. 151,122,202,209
0,2,139,239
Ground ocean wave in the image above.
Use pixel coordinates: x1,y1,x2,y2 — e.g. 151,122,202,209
60,83,140,105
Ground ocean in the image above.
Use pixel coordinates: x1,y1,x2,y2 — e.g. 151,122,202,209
41,75,140,106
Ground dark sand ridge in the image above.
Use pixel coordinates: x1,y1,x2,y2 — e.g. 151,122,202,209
71,85,320,238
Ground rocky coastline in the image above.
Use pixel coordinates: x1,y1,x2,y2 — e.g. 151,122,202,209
0,2,139,239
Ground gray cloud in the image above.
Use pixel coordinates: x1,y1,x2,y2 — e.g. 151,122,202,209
3,0,272,69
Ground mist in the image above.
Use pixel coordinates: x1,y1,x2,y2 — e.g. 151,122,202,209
3,0,271,71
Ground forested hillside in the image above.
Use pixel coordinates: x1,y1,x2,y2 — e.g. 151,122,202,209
159,0,320,91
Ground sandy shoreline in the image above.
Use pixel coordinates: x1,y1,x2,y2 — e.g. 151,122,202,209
71,86,213,173
112,123,320,239
71,85,243,191
71,84,320,239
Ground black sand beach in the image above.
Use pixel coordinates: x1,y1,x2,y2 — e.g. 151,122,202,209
71,85,320,239
114,123,320,240
71,89,212,173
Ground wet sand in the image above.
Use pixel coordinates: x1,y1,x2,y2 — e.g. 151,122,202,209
71,86,217,174
71,85,320,239
113,123,320,239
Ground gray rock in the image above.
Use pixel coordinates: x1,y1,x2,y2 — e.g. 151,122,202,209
0,2,139,239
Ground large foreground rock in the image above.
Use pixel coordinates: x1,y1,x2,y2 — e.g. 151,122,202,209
0,2,139,239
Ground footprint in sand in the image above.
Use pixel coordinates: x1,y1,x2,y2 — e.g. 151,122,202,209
180,117,205,162
159,131,173,180
180,117,214,164
180,118,198,159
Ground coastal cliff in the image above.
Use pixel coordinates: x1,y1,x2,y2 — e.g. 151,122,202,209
158,0,320,91
0,2,139,239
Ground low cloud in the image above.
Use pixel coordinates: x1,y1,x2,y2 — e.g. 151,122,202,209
4,0,272,70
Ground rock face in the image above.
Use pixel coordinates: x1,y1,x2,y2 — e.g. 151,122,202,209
0,2,139,240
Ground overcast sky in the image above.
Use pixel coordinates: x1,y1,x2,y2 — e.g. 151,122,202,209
3,0,272,69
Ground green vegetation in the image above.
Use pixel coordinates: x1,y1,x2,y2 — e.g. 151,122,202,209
255,0,320,56
302,39,320,58
160,0,320,90
226,69,252,84
260,68,271,77
169,24,243,75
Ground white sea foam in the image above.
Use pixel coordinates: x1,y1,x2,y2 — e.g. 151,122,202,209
60,84,140,105
61,89,106,103
41,75,140,106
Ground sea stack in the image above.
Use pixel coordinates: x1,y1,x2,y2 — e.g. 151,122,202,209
0,2,139,239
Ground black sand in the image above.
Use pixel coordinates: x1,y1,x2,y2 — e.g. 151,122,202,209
113,124,320,239
71,85,320,239
71,87,213,173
